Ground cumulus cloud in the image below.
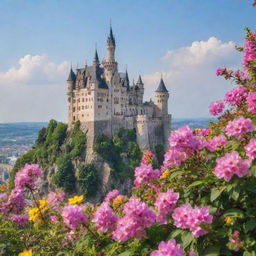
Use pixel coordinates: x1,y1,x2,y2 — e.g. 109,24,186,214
0,54,69,122
143,37,242,118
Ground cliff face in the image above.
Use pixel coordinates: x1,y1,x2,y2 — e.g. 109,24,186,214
9,120,141,202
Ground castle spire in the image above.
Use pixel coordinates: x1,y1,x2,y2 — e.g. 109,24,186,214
107,24,116,47
105,23,116,63
67,67,76,82
156,77,168,92
93,48,100,65
125,67,130,91
136,75,143,85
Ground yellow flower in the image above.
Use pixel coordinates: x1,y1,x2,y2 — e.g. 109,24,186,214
160,169,170,179
0,184,7,192
225,217,233,225
18,249,32,256
28,207,40,222
112,195,123,206
38,200,48,210
28,200,48,223
68,195,84,205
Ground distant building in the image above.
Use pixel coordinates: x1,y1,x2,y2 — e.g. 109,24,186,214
67,26,171,151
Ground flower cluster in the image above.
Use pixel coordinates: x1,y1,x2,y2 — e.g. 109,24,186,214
206,134,228,152
216,67,233,79
61,205,88,230
14,164,43,190
243,31,256,68
92,202,118,232
245,138,256,159
209,100,225,116
172,204,213,237
112,197,155,241
214,151,250,180
247,92,256,113
141,150,155,165
6,188,26,214
225,116,254,137
68,195,84,205
194,128,210,136
47,191,65,207
150,239,185,256
134,164,160,187
154,189,179,224
28,200,48,223
224,87,247,106
104,189,119,203
163,148,188,168
11,214,29,227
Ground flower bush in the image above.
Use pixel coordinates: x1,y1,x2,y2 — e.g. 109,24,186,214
1,28,256,255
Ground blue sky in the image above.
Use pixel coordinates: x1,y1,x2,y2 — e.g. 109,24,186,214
0,0,255,122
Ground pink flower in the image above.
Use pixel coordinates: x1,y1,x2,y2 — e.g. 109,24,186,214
253,0,256,6
11,214,29,227
14,164,43,190
224,87,247,106
163,148,188,168
7,188,25,214
213,151,250,180
50,215,59,223
172,204,213,238
216,68,226,76
92,202,118,232
47,191,65,207
243,33,256,68
209,100,225,116
134,164,160,187
154,189,179,224
225,116,254,137
245,138,256,159
61,205,88,230
150,239,185,256
247,92,256,113
112,196,155,241
206,135,228,152
104,189,119,203
194,128,210,136
141,150,155,165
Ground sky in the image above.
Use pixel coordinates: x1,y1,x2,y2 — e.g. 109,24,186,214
0,0,255,122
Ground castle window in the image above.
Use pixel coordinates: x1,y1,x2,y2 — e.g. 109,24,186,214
82,98,84,102
73,116,76,121
86,98,88,102
82,106,84,110
98,105,102,109
73,107,76,111
78,107,81,111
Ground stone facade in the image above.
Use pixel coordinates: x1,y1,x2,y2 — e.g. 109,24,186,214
67,26,171,151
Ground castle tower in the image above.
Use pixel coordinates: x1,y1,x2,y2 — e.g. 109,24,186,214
67,67,76,124
93,48,100,66
136,75,144,105
155,77,169,115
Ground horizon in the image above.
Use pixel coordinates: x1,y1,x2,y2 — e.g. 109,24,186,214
0,0,255,122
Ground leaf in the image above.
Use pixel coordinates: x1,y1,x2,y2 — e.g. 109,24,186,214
118,252,132,256
244,219,256,233
210,187,224,202
223,209,245,218
170,170,183,180
188,180,204,188
203,246,220,256
231,187,240,201
169,229,183,239
181,231,194,249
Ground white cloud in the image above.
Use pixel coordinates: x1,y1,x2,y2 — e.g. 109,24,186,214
143,37,242,118
0,54,69,122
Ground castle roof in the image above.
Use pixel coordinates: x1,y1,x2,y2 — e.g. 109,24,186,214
155,78,168,93
88,65,108,89
93,49,100,65
107,26,116,46
67,68,76,82
136,75,143,85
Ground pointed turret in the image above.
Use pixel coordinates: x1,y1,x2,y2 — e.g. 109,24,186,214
67,68,76,82
93,49,100,65
125,69,130,90
155,78,168,92
107,26,116,47
136,75,144,88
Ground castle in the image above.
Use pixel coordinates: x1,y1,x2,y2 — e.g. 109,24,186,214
67,26,171,151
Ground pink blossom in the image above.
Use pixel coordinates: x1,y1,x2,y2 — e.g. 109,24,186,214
104,189,119,203
172,204,213,238
92,202,118,232
154,189,179,224
243,34,256,68
224,87,247,106
6,188,25,214
216,68,226,76
11,214,29,227
14,164,43,190
247,92,256,113
206,135,228,152
141,150,155,165
61,205,88,230
50,215,59,223
225,116,254,137
209,100,225,116
112,196,155,241
245,138,256,159
163,148,188,168
134,164,160,187
47,191,65,207
150,239,185,256
194,128,210,136
213,151,250,180
0,192,8,214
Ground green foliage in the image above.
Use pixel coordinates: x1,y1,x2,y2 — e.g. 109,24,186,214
94,128,142,179
154,144,165,166
54,153,76,193
78,163,99,196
